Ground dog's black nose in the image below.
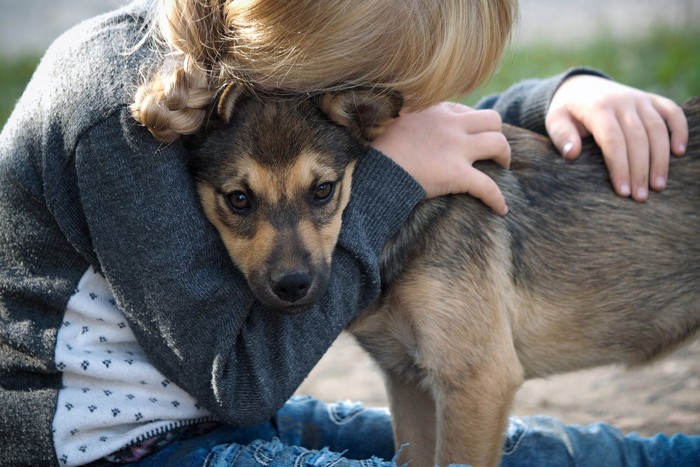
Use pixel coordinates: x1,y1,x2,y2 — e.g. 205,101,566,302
273,272,312,303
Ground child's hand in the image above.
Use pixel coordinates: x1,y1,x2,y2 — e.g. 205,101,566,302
372,102,511,215
546,75,688,201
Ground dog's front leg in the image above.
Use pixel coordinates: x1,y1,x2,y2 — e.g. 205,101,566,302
383,370,437,467
433,337,523,467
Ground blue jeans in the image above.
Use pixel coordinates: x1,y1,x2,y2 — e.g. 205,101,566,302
130,395,700,466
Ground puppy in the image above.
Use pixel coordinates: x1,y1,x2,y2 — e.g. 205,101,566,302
189,86,700,467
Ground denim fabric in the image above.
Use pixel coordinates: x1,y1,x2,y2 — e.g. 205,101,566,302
501,416,700,467
129,396,395,466
129,396,700,467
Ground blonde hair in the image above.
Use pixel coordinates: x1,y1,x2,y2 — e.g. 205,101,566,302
131,0,517,142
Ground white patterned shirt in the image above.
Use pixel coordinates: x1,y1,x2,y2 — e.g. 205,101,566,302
52,268,216,466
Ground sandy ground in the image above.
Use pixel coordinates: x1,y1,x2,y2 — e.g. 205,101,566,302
298,335,700,438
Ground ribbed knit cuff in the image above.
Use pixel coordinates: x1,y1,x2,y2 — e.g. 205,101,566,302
339,147,425,256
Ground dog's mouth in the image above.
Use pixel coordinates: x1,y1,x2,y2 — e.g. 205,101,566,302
271,302,315,315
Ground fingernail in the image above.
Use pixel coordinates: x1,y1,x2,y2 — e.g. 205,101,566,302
619,183,631,197
636,187,648,200
562,142,574,157
678,143,686,154
654,176,666,190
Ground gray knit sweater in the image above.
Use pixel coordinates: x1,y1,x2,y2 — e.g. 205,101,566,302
0,2,600,465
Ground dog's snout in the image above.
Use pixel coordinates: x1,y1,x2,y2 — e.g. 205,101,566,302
272,272,312,303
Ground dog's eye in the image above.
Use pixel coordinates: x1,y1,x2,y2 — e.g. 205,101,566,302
313,182,335,203
225,190,251,213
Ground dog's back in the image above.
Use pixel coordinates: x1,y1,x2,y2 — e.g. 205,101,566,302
506,108,699,373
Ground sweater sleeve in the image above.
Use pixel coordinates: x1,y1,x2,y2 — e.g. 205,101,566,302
476,67,610,134
74,108,425,425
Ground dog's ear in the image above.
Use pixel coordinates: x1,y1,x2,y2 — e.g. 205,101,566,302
215,82,246,124
318,89,403,143
184,82,245,149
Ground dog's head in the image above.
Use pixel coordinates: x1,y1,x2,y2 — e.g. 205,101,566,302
189,85,402,313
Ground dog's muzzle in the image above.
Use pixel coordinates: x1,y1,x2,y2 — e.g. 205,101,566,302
272,271,312,303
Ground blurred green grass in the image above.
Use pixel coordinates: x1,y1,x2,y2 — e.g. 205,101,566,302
466,26,700,106
0,55,40,127
1,26,699,128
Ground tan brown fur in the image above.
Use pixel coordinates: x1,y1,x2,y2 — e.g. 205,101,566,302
190,91,700,467
195,180,274,278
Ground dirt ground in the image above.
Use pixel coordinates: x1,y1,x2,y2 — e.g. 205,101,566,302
297,333,700,438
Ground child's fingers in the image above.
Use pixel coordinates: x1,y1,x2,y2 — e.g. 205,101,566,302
651,95,689,156
458,108,504,133
618,108,650,201
444,101,474,113
545,108,584,160
638,101,670,192
466,130,512,169
588,109,632,198
462,167,508,216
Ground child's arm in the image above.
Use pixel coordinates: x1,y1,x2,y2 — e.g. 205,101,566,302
76,109,426,426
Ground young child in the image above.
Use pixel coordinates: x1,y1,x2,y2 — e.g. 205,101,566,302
0,0,691,466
